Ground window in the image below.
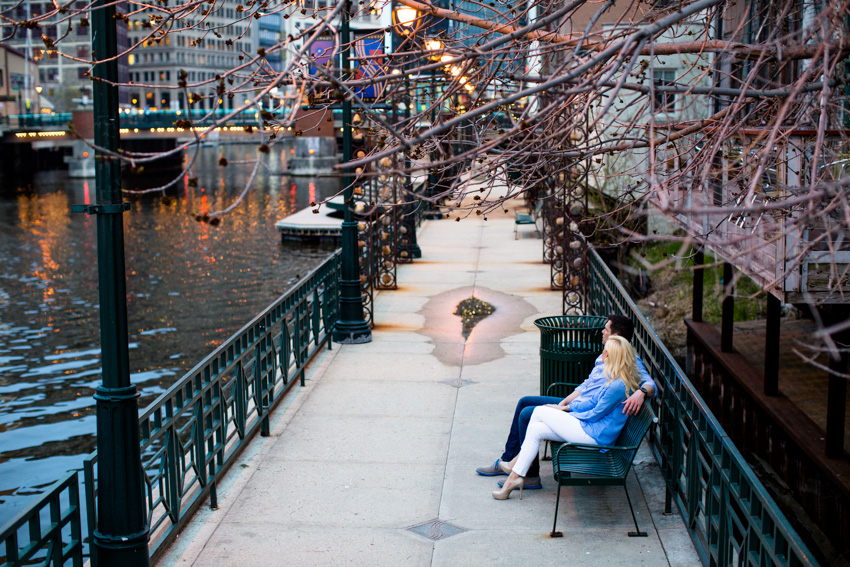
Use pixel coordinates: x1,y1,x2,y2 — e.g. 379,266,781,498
652,69,676,113
0,70,4,88
77,45,90,59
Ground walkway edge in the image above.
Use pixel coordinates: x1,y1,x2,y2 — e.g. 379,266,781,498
155,343,342,567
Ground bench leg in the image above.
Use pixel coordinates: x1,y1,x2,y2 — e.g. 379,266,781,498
550,482,563,537
624,484,647,537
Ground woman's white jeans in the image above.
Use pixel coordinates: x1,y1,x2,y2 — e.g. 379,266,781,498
513,406,597,477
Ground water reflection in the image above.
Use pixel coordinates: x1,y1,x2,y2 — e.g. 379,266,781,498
0,144,341,524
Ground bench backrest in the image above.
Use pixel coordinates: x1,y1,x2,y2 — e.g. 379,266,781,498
610,402,656,473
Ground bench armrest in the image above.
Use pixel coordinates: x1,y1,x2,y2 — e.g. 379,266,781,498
545,381,581,396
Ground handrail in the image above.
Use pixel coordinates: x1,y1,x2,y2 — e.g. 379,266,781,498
0,472,83,567
82,250,341,564
587,247,818,567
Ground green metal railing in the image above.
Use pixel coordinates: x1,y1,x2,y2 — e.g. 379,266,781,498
119,108,275,129
81,250,340,563
4,113,73,129
4,109,286,133
587,248,818,567
0,472,83,567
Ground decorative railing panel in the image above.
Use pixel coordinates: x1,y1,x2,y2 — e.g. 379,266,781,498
687,321,850,561
588,248,818,567
82,251,340,563
0,472,83,567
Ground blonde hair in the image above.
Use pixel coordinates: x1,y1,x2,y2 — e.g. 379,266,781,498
603,336,641,396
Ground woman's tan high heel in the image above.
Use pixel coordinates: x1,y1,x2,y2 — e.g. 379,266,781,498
492,476,525,500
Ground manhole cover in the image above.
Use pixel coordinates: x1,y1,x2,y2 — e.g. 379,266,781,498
406,519,468,541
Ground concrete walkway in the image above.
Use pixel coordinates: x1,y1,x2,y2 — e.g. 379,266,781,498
158,215,701,567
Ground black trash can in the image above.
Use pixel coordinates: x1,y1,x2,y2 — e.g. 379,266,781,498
534,315,607,398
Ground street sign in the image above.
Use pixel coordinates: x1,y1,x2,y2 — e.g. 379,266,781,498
9,73,29,91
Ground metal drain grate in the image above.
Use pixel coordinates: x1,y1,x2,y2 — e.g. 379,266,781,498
441,378,477,388
406,519,468,541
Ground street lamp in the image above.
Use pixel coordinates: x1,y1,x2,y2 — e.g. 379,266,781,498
390,2,424,259
333,0,372,344
392,6,419,32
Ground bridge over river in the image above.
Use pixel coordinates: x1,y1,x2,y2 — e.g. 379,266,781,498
0,109,297,175
0,181,820,567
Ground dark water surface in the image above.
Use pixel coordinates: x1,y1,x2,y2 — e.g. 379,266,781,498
0,144,341,525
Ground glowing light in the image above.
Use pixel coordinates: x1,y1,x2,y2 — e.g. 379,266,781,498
290,148,295,154
394,6,418,29
17,130,68,138
440,54,453,63
450,67,460,76
309,149,315,155
426,39,443,51
83,151,89,158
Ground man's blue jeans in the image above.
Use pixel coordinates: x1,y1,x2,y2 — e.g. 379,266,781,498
499,395,562,478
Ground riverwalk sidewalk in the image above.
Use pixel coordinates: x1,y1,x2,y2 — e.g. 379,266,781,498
158,214,701,567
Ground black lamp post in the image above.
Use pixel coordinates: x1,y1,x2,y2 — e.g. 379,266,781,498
392,4,422,259
81,0,151,563
333,0,372,344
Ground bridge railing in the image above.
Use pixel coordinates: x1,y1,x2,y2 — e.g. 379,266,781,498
0,472,83,567
119,108,285,130
4,109,293,133
4,113,73,129
587,248,818,567
82,249,340,564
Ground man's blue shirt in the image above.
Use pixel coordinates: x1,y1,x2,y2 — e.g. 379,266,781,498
574,354,655,398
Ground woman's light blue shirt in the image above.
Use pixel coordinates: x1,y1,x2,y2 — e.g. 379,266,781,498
569,378,629,446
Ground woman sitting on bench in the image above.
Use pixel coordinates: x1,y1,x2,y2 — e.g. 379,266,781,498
493,335,642,500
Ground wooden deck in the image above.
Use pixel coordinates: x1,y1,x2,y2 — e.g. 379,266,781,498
726,318,850,454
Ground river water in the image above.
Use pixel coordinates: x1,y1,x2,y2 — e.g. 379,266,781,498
0,144,341,525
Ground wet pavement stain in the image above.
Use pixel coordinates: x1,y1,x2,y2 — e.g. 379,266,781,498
454,297,495,341
418,286,537,367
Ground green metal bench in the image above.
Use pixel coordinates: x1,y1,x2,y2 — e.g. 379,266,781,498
548,402,657,538
514,199,543,239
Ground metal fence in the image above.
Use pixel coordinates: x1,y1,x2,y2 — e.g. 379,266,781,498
0,472,83,567
0,251,340,566
83,250,341,563
587,248,818,567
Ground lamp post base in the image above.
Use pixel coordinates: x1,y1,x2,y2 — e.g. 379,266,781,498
92,528,151,567
333,320,372,344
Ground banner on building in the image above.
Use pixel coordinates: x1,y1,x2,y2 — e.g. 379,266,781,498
352,30,386,102
309,33,337,102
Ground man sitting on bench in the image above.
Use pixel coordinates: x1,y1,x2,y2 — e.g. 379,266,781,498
476,314,656,489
